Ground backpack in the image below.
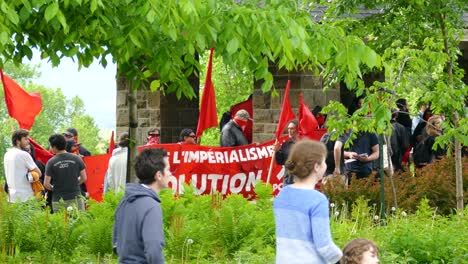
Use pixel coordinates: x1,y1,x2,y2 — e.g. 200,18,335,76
413,137,433,167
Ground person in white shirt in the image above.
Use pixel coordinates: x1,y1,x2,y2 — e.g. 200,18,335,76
4,129,41,202
105,132,129,192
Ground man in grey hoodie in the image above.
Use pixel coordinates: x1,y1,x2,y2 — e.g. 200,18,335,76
112,148,171,264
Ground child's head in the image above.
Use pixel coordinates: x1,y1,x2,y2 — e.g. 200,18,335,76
285,140,327,180
341,238,379,264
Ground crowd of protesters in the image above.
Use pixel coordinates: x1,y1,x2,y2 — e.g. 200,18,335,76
2,95,460,264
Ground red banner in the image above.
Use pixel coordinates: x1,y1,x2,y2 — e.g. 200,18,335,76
140,138,289,197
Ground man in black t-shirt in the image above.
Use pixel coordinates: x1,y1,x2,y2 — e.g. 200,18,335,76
344,132,379,179
44,134,87,213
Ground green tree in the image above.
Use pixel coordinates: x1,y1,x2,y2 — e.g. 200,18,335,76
0,0,380,182
320,0,467,210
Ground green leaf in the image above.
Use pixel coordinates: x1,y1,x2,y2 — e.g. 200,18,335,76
44,2,59,22
226,37,239,55
90,0,97,13
6,6,19,25
146,9,155,23
0,32,8,45
129,32,141,48
56,10,68,32
150,80,160,91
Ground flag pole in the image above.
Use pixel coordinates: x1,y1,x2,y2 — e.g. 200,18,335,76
265,138,278,185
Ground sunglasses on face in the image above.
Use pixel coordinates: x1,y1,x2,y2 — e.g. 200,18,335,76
188,135,196,138
148,134,160,137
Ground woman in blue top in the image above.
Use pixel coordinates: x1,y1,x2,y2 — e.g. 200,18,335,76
274,140,342,264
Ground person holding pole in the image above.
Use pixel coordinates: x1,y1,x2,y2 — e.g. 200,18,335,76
274,120,298,185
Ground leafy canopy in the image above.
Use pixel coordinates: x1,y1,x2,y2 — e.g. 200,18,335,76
0,0,378,99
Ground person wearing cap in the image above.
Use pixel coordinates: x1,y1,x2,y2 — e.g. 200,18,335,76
63,127,91,157
146,127,161,145
179,128,197,145
220,109,251,147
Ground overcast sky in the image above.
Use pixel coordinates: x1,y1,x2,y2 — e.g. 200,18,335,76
28,51,117,130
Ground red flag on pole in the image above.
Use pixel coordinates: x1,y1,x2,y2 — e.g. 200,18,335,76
109,130,115,154
1,69,43,130
274,80,296,140
196,48,218,137
298,93,319,138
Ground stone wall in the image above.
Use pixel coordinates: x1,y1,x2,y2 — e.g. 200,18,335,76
116,75,199,146
116,68,337,145
253,68,340,143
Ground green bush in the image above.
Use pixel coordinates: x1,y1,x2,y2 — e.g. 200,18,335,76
1,180,467,263
323,157,468,215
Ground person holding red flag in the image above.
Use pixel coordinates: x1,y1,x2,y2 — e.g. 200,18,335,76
274,120,299,185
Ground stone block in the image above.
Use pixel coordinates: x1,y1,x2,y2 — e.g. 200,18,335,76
264,123,277,134
138,118,150,127
253,124,264,133
137,99,147,109
117,91,128,108
254,109,273,123
253,133,274,143
138,109,150,119
149,111,161,126
302,75,322,90
147,91,160,109
270,92,281,109
326,90,340,103
117,109,129,127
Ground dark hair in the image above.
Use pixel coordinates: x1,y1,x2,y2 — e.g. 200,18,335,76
179,128,194,141
11,129,29,146
312,105,322,116
118,132,129,147
66,127,78,137
148,127,160,135
22,143,37,161
49,134,67,151
134,148,168,184
341,238,379,264
285,140,327,179
65,138,78,152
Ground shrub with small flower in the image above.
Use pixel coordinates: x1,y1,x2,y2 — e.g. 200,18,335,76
0,181,466,263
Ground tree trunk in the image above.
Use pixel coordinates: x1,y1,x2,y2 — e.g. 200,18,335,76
439,13,463,211
126,87,138,183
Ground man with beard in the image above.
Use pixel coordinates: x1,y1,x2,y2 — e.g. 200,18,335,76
4,129,42,202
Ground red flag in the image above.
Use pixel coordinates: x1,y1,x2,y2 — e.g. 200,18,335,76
196,48,218,137
298,93,319,138
83,154,111,202
29,138,53,164
0,69,43,130
275,80,296,139
230,96,253,143
109,131,115,154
